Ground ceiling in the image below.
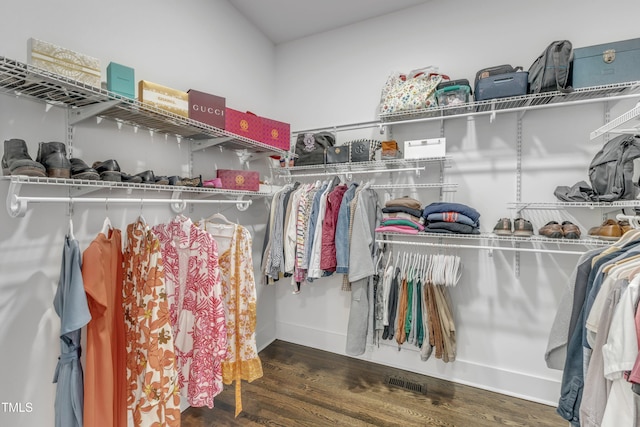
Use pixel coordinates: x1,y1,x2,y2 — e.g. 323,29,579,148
228,0,432,45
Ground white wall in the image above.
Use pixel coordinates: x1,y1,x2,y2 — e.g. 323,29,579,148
0,1,278,425
272,0,640,406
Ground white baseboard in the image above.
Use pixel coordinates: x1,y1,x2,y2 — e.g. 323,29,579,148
275,321,561,407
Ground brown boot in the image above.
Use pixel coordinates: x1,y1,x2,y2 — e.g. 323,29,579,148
2,138,46,177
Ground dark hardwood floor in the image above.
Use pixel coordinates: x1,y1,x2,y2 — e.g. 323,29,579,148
182,340,565,426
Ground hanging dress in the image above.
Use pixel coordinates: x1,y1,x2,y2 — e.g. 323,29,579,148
122,219,181,426
201,221,263,417
82,228,127,427
53,235,91,427
153,215,227,408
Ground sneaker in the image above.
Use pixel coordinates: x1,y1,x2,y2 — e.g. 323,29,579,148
539,221,563,238
561,221,581,239
513,218,534,237
492,218,512,236
588,219,622,241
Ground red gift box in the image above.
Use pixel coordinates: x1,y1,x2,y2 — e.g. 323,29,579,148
261,116,291,150
216,169,260,191
188,89,226,129
225,108,262,141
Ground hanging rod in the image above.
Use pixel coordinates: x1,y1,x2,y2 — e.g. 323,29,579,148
374,238,588,255
7,194,251,218
370,183,458,190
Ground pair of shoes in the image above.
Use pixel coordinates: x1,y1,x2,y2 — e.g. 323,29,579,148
492,217,534,237
2,139,46,177
70,158,100,180
539,221,581,239
203,178,222,188
36,141,71,178
588,219,630,241
93,159,122,182
181,175,202,187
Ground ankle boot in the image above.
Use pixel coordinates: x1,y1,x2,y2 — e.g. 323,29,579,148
36,141,71,178
2,139,46,177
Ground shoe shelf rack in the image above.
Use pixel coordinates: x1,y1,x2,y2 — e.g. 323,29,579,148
376,231,611,256
591,101,640,139
4,175,278,218
508,200,640,211
0,56,288,156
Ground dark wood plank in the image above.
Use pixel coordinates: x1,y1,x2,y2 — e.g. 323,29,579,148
182,340,565,427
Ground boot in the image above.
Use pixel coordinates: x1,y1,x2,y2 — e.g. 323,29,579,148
36,141,71,178
2,139,46,177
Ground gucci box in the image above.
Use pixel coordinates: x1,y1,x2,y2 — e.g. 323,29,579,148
225,108,262,141
261,116,291,150
216,169,260,192
138,80,189,118
27,38,101,87
188,89,225,129
107,62,135,99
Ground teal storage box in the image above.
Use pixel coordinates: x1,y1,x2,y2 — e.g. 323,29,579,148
572,38,640,88
107,62,135,98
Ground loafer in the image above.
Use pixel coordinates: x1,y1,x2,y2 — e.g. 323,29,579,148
513,218,534,237
155,175,170,185
492,218,512,236
121,172,143,184
588,219,622,241
561,221,581,239
135,170,156,184
92,159,122,181
168,176,183,186
538,221,563,239
182,175,202,187
70,158,100,180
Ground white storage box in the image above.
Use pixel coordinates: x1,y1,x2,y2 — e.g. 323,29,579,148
403,138,446,159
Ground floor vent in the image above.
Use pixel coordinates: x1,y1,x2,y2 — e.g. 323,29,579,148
261,362,277,371
385,376,427,395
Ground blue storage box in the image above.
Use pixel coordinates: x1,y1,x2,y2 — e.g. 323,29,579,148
572,38,640,88
475,71,528,101
107,62,135,99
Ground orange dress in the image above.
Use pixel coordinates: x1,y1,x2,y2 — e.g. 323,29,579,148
82,229,127,427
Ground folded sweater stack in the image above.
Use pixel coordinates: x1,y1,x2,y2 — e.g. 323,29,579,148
376,196,424,234
422,202,481,235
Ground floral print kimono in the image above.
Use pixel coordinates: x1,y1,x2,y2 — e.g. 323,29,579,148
153,215,227,409
200,221,263,416
122,218,181,426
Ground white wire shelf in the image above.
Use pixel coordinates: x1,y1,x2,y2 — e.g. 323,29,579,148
274,156,450,173
378,81,640,124
0,56,288,156
376,231,611,255
590,102,640,139
370,183,457,190
507,200,640,210
3,175,277,217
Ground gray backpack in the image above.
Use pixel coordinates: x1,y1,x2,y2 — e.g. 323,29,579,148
589,134,640,202
528,40,573,94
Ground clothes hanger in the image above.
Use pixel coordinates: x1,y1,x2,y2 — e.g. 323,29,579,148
101,216,112,236
204,212,234,225
68,217,75,240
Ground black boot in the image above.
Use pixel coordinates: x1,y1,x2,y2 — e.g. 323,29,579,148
36,141,71,178
2,139,46,177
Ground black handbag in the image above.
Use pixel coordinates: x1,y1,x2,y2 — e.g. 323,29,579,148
349,140,370,163
325,146,349,164
294,132,335,166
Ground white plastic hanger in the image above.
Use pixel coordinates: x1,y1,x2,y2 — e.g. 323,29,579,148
204,212,234,225
101,216,113,236
68,218,75,240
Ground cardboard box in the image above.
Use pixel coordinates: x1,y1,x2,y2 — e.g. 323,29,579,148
404,137,446,159
107,62,135,99
572,38,640,88
27,38,101,87
225,108,262,141
261,117,291,150
216,169,260,191
188,89,225,129
138,80,188,118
